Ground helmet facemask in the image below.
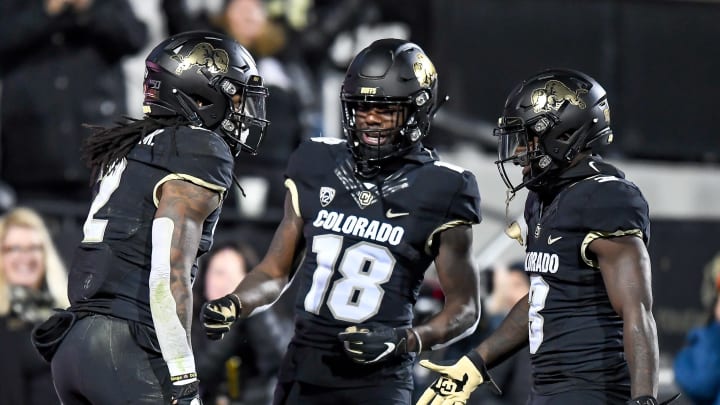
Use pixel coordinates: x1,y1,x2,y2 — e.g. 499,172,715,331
339,38,438,178
214,75,269,156
494,114,565,193
495,112,611,193
341,91,430,178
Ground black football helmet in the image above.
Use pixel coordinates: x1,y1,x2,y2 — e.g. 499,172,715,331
341,38,440,177
143,31,269,156
493,69,613,193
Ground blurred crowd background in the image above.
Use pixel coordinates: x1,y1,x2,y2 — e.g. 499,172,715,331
1,0,719,404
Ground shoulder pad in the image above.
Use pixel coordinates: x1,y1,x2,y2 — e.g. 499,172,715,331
433,160,468,174
285,138,347,181
571,176,650,240
141,126,234,191
445,169,482,225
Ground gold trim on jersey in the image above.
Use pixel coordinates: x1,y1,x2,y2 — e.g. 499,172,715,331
284,178,301,217
152,173,226,208
425,220,474,255
580,229,644,268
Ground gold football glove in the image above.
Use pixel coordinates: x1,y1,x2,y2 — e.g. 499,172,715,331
201,293,241,340
417,351,501,405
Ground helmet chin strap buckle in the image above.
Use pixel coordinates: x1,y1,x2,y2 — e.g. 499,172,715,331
409,128,422,142
538,155,552,169
221,119,235,132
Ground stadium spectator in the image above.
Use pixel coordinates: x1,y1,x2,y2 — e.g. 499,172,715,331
209,0,315,255
0,0,148,202
0,0,148,264
673,266,720,405
192,241,292,405
0,207,69,405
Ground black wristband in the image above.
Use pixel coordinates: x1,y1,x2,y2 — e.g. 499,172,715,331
393,328,409,355
465,350,487,372
627,396,658,405
465,350,502,395
227,293,242,314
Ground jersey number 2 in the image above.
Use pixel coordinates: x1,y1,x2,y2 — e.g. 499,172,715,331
304,234,396,323
81,160,127,243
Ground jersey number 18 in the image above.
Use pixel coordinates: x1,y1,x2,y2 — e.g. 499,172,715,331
304,234,396,323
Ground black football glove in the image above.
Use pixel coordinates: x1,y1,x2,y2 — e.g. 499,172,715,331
171,380,202,405
337,323,409,364
627,393,681,405
201,293,241,340
417,351,501,405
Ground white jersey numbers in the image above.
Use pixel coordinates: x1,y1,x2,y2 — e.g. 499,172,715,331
82,159,127,243
528,275,550,354
304,234,396,323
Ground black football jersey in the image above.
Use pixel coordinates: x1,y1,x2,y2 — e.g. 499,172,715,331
67,126,234,327
522,159,650,396
280,138,481,387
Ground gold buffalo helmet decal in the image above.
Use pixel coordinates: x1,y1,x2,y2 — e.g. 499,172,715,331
413,53,437,88
530,80,588,113
172,42,230,75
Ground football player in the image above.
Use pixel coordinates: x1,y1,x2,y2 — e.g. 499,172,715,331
417,69,664,405
201,39,483,404
42,31,269,404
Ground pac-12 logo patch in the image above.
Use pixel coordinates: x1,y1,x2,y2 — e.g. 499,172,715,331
319,187,336,207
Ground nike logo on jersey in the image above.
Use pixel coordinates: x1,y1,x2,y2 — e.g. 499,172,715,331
547,235,563,245
386,209,410,218
588,161,600,173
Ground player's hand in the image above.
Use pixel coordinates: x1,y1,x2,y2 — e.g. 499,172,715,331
171,380,202,405
337,323,408,364
416,351,501,405
201,293,241,340
627,394,681,405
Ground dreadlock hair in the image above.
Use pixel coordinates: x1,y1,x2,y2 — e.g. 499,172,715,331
82,115,191,181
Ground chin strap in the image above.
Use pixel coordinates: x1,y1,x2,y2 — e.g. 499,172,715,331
354,159,381,179
232,174,246,198
430,94,450,118
503,189,526,246
172,89,202,126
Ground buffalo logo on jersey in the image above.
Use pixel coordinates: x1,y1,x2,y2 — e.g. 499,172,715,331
530,80,588,113
319,187,336,207
413,53,437,88
172,42,230,75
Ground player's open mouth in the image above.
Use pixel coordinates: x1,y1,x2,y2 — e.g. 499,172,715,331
362,132,390,146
